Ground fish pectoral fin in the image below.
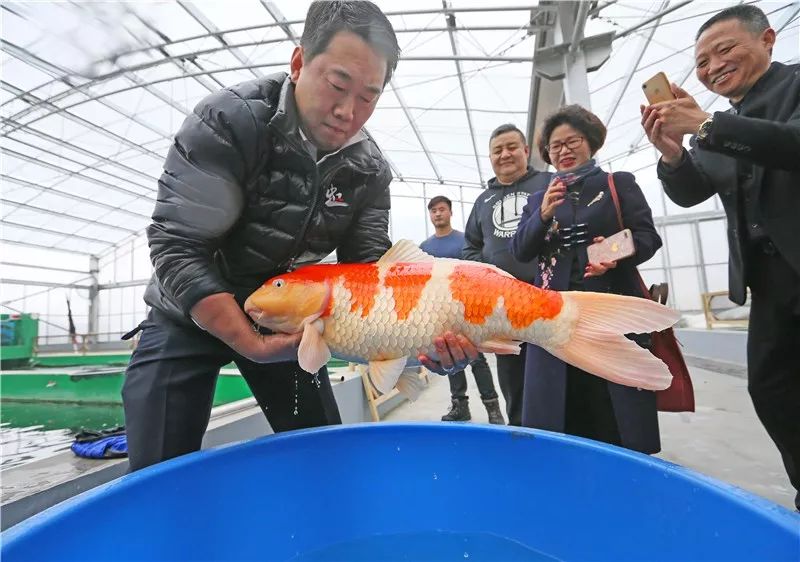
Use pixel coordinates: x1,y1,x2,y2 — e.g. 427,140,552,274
477,339,523,355
377,240,434,264
368,357,408,394
396,368,426,402
297,320,331,374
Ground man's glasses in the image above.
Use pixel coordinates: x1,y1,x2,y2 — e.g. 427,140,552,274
546,136,585,154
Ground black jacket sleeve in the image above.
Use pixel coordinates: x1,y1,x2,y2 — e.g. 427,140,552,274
704,107,800,170
461,202,484,262
656,147,717,208
614,172,662,266
147,88,258,315
336,165,392,263
510,191,551,262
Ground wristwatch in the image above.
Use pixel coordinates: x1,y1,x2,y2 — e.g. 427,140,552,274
697,115,714,143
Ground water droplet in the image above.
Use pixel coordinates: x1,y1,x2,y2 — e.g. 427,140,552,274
396,446,401,452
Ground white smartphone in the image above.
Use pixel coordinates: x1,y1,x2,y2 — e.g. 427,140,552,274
587,229,635,264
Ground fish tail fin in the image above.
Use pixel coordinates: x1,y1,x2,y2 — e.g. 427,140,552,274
546,292,680,391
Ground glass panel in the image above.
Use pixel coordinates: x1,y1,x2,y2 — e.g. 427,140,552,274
699,219,729,265
390,196,428,244
705,263,729,293
665,223,696,267
670,266,703,311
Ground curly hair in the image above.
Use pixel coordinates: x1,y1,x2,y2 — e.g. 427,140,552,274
537,105,607,165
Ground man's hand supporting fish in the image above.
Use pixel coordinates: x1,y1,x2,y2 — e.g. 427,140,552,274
244,240,680,400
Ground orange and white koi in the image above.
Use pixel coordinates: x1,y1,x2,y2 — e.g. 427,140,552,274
244,241,680,400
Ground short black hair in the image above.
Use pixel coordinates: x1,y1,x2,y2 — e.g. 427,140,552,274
489,123,526,145
302,1,400,85
696,5,770,40
537,105,607,165
427,195,452,210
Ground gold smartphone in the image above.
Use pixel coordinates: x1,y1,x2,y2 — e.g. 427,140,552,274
587,229,635,264
642,72,676,104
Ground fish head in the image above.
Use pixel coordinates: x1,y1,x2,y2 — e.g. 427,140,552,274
244,268,331,334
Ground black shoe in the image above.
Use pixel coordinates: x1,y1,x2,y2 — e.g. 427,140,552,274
441,398,471,422
482,398,505,425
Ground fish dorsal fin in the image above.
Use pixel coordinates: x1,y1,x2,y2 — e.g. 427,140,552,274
377,240,434,265
377,239,515,281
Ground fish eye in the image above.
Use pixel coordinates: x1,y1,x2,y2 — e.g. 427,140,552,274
273,279,285,288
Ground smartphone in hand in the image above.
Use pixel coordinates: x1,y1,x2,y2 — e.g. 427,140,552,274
642,72,676,104
587,229,635,264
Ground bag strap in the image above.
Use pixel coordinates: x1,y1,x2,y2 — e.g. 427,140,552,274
607,172,624,230
607,173,653,301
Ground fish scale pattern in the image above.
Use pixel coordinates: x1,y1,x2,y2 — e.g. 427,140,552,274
322,261,562,363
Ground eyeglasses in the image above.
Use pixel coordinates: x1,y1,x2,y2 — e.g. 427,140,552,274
546,136,585,154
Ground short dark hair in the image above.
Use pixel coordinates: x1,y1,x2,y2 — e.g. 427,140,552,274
696,5,770,40
489,123,526,145
427,195,452,210
537,105,607,165
302,1,400,85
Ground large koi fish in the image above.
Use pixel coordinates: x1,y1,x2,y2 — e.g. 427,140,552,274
244,240,680,400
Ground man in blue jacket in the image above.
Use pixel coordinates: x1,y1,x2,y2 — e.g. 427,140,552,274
462,125,551,426
122,1,475,471
642,5,800,510
421,195,505,424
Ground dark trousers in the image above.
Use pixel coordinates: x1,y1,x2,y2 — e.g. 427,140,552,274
448,353,498,401
747,249,800,510
496,354,525,426
121,310,341,472
564,365,621,446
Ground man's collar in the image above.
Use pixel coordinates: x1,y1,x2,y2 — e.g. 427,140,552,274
729,61,779,110
300,123,368,164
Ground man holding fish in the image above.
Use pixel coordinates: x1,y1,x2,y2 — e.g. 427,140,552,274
122,1,477,471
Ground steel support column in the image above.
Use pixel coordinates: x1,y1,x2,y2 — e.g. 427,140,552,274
88,256,100,341
444,1,485,185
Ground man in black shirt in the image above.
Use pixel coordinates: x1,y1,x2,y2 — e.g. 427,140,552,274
641,5,800,510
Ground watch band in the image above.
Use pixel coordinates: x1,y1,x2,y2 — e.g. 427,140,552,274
697,115,714,142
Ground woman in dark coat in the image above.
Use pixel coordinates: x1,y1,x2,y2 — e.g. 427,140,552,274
510,105,663,454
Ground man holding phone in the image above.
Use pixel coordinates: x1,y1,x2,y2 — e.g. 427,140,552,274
641,5,800,511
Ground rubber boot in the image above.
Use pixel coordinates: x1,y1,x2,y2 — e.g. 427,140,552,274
441,398,471,422
482,398,505,425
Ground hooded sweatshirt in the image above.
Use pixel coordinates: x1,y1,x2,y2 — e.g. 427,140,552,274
462,166,551,283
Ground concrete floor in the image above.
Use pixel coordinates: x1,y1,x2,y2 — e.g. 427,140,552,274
384,355,796,510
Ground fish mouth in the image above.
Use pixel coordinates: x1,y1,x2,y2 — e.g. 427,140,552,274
246,308,263,322
247,311,300,334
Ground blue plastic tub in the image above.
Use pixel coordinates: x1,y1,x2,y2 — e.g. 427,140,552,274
2,423,798,561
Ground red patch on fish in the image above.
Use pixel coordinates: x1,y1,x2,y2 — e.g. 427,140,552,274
339,264,380,317
449,264,562,328
384,262,434,321
449,264,501,325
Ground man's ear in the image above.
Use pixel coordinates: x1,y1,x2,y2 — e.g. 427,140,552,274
290,46,304,83
761,27,776,55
